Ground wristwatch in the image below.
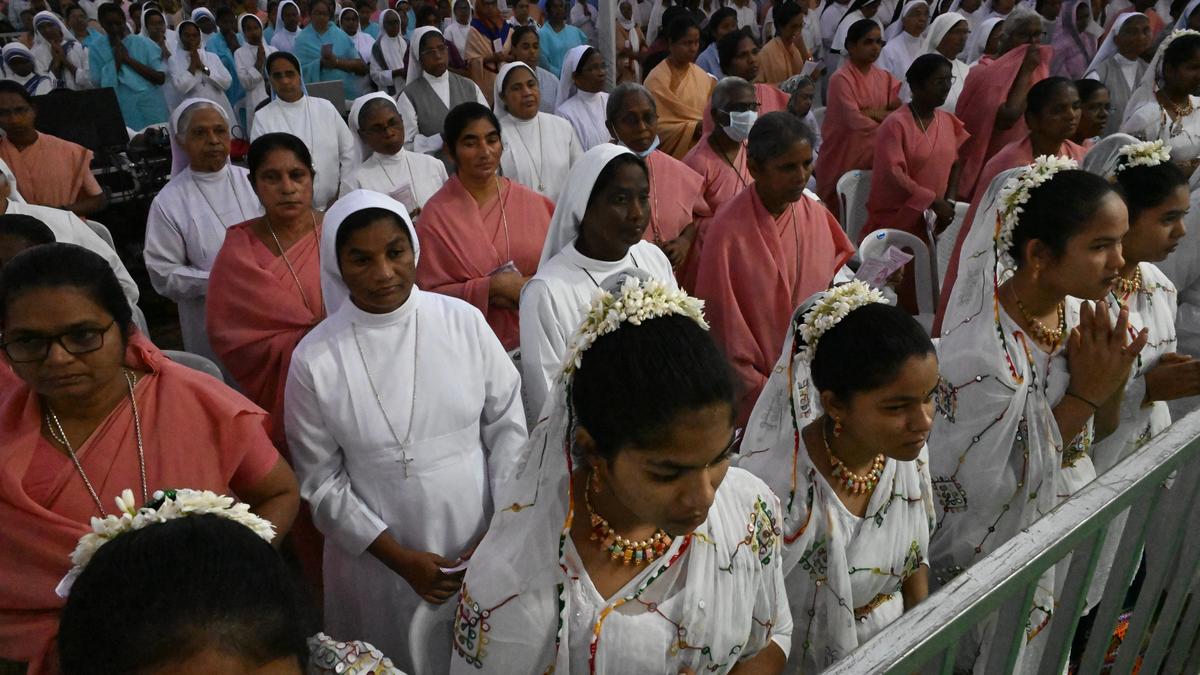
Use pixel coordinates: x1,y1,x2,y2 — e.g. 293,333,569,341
202,65,210,75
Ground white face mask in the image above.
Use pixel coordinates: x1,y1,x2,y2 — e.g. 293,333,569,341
617,133,661,158
722,109,757,143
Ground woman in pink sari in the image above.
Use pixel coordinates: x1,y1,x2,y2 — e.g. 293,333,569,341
814,18,900,217
417,102,554,353
206,133,325,451
1050,0,1097,79
643,15,716,159
0,244,299,674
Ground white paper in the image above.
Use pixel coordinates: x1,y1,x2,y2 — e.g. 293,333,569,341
388,183,417,213
439,559,470,574
855,245,913,289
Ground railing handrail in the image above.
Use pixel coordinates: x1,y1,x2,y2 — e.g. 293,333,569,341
823,408,1200,673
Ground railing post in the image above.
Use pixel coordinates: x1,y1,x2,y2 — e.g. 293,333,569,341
1035,529,1105,675
983,581,1038,674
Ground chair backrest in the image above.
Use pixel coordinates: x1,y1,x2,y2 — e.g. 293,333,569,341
859,228,936,318
307,81,348,117
933,201,970,289
836,169,872,243
162,350,224,382
85,220,116,252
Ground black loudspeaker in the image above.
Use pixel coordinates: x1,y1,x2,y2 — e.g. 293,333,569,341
32,87,131,153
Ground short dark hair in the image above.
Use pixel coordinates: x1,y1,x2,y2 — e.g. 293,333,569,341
266,49,302,74
215,5,235,20
906,52,951,87
573,314,735,458
1026,76,1076,117
747,110,814,166
1010,169,1117,265
59,515,314,675
1164,32,1200,74
772,1,803,30
247,132,315,185
0,243,133,337
1074,77,1108,103
0,80,33,106
65,4,87,19
443,101,501,156
98,2,125,20
335,207,412,261
0,214,55,254
810,302,935,401
1114,160,1189,223
416,4,440,25
717,27,756,70
845,17,880,45
510,24,537,47
704,6,737,40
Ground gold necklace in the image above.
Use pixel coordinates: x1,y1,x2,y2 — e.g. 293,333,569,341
821,418,885,495
1114,266,1143,297
1012,286,1066,347
264,211,321,315
585,472,671,566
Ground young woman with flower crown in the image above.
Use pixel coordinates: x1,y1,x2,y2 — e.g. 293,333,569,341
930,156,1148,670
451,277,792,675
738,281,939,673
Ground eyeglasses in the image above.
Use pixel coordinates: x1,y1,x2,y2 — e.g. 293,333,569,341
0,322,115,363
721,102,759,113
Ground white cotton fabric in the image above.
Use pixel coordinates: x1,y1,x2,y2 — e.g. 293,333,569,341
251,95,359,209
369,9,408,91
168,29,236,124
884,0,927,40
1157,188,1200,420
553,47,610,150
234,14,277,132
1084,12,1144,77
32,10,92,89
270,0,300,52
285,189,526,675
964,15,1003,63
1120,30,1200,162
494,63,583,200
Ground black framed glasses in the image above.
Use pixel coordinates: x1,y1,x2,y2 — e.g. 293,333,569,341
0,322,114,363
721,102,760,114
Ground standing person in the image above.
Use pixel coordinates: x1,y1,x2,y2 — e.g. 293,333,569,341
417,102,554,353
554,45,611,149
643,16,714,159
931,161,1145,672
904,11,969,111
395,27,488,155
0,81,107,218
538,0,587,77
252,51,358,209
31,10,91,90
1083,13,1150,136
953,6,1051,201
814,18,900,216
444,0,474,60
508,24,559,112
757,2,811,84
694,6,737,78
606,83,710,274
1121,30,1200,168
695,112,854,425
465,0,510,107
168,20,235,122
1050,0,1097,78
369,8,408,94
206,132,325,451
495,61,581,199
284,190,527,675
506,0,538,29
0,243,299,675
337,6,377,99
145,98,262,367
235,13,277,133
519,145,677,422
878,0,930,81
615,0,648,83
570,0,598,43
453,278,791,674
341,92,449,212
739,286,936,673
89,2,168,129
293,0,368,100
1,42,53,95
270,0,302,52
205,7,245,117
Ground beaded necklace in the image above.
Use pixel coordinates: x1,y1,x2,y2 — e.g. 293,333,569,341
584,472,671,566
821,418,885,495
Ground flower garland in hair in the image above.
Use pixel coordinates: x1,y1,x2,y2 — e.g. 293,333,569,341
56,488,276,597
561,276,708,378
1115,139,1172,173
796,280,888,361
995,155,1079,272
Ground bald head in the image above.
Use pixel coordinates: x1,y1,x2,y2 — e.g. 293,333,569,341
711,76,755,116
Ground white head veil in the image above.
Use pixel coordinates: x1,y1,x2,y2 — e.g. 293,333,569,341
168,97,230,177
1083,11,1145,76
964,15,1002,62
374,8,408,72
885,0,929,40
493,60,535,116
1176,0,1200,29
1080,132,1141,178
190,6,216,30
33,11,72,49
347,91,399,160
320,189,421,315
1123,28,1200,130
273,0,300,48
555,44,593,110
406,25,442,85
922,10,965,55
539,143,635,266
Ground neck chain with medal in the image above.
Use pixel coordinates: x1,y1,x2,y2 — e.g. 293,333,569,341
264,210,323,316
352,308,420,478
512,113,548,193
44,369,148,516
717,140,749,189
377,151,423,208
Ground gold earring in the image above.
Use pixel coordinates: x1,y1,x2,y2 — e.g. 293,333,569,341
832,416,843,438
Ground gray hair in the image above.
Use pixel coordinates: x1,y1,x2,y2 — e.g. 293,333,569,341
175,100,226,138
606,82,656,122
710,76,755,115
1000,4,1041,40
746,111,816,167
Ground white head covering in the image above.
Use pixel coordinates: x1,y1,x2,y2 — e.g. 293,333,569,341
272,0,300,49
1177,0,1200,29
617,0,640,52
1081,132,1141,177
319,189,420,315
190,6,216,29
922,10,966,55
964,15,1002,62
168,97,230,176
1084,11,1144,75
555,44,593,110
885,0,928,40
540,143,634,266
1123,28,1200,129
240,11,265,36
32,11,71,48
348,91,398,160
493,61,535,116
137,4,160,38
2,42,40,76
374,9,408,72
406,25,442,85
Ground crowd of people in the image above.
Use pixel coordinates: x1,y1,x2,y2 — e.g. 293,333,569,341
3,0,1200,673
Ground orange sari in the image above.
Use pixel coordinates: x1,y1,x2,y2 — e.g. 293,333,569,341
644,59,716,159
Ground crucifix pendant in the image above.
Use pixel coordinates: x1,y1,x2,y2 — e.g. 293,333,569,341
399,448,414,478
538,182,545,192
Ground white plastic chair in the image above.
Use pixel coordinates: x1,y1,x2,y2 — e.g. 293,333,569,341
811,105,826,129
859,228,937,334
933,201,970,290
163,350,224,382
836,169,872,244
85,219,116,252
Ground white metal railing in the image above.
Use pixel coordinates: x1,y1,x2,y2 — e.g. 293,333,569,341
824,409,1200,674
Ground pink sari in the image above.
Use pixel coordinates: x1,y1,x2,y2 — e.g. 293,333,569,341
700,82,789,136
814,62,900,217
680,135,753,293
417,176,554,351
694,185,854,425
206,221,325,450
0,334,281,674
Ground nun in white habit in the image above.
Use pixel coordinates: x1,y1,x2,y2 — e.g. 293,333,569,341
32,10,92,90
553,45,611,150
144,98,262,367
519,144,676,422
877,0,929,80
234,13,277,133
168,20,236,123
340,91,449,212
284,189,527,675
252,51,358,209
494,61,582,200
394,26,488,155
899,10,969,110
270,0,302,52
369,8,408,94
